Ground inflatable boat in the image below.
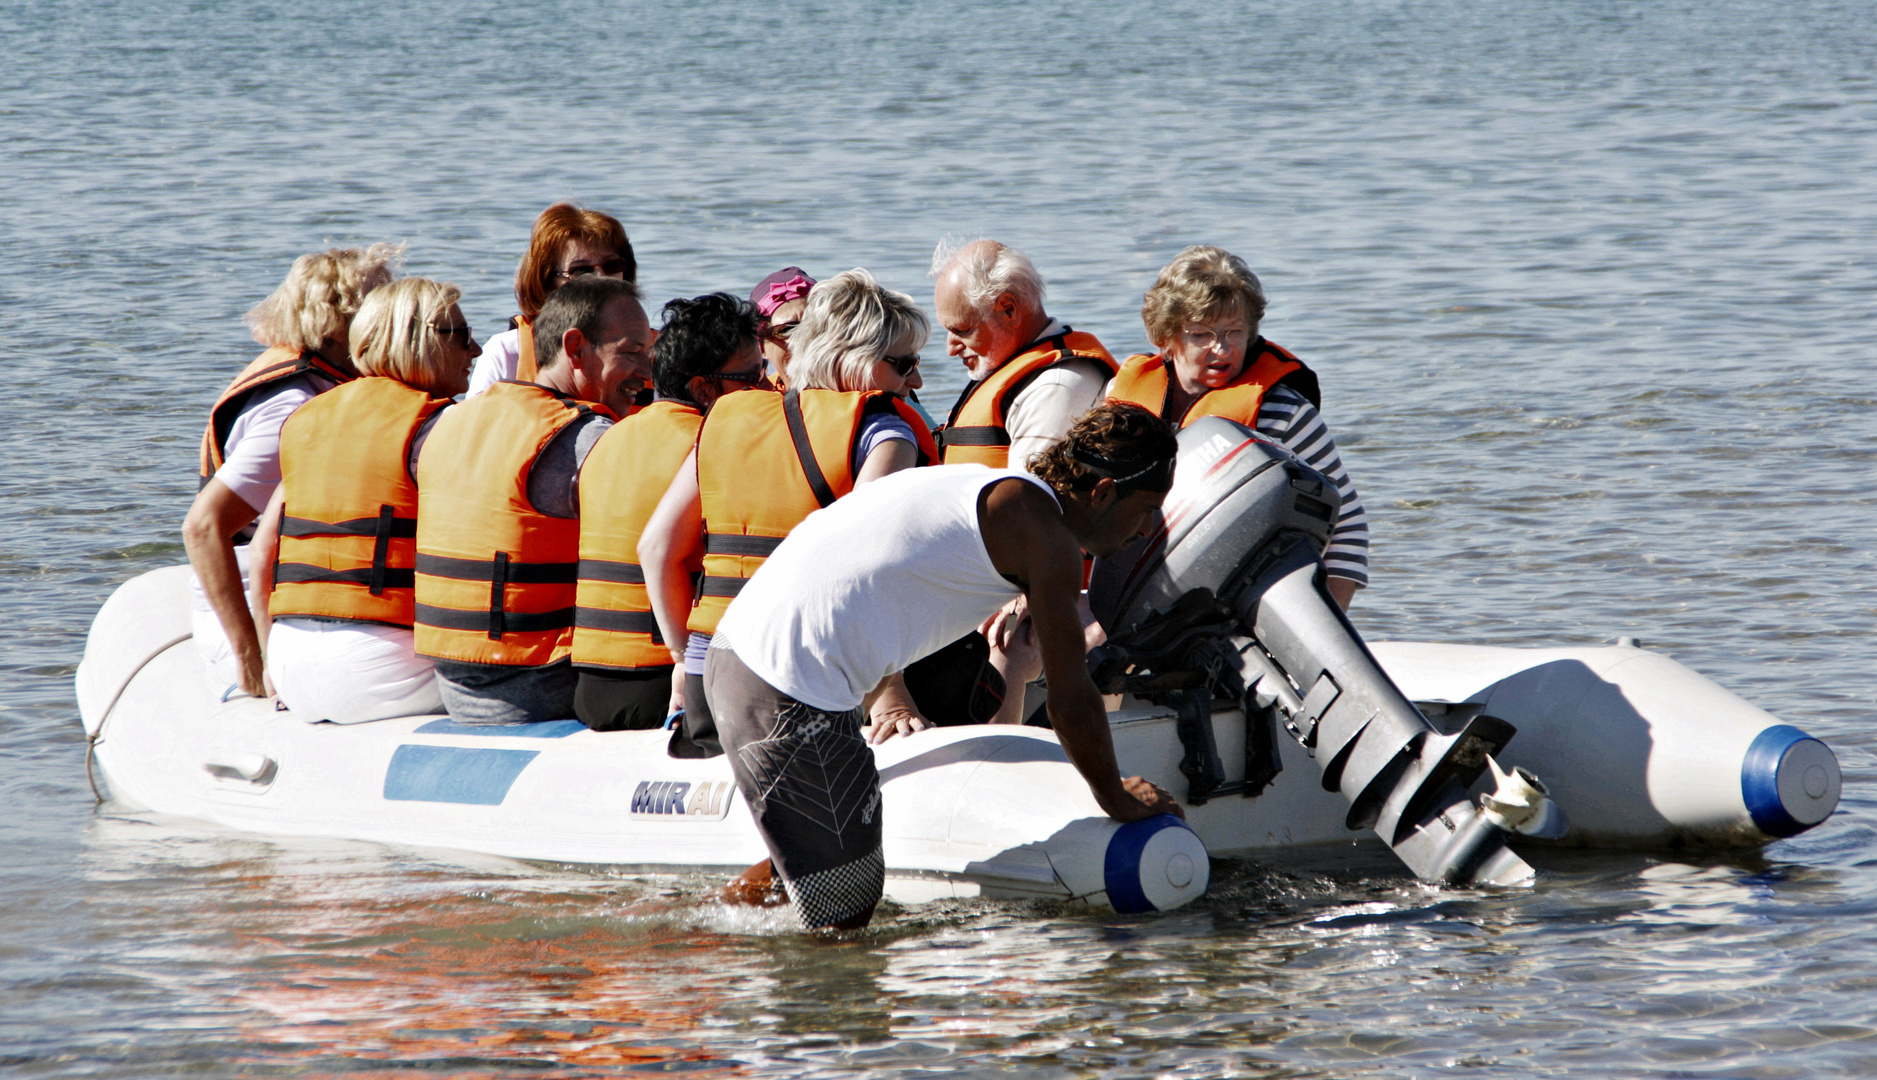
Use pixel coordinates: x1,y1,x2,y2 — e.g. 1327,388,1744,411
76,419,1841,915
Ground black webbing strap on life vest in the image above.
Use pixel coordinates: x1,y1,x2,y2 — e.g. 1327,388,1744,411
274,505,418,597
572,608,663,639
272,565,415,589
695,535,783,599
1272,366,1322,409
576,559,647,584
489,551,509,640
368,504,395,595
702,534,783,557
279,514,419,539
937,426,1011,447
412,551,579,641
782,389,838,509
413,603,575,637
697,576,748,598
415,553,580,583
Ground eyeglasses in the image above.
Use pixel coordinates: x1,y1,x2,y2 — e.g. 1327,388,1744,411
553,256,631,280
884,353,920,377
762,320,799,342
1180,326,1250,352
712,365,769,385
433,324,475,344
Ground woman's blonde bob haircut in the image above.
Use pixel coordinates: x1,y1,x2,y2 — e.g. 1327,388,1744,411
1140,245,1267,349
787,269,931,392
348,277,465,396
244,243,405,354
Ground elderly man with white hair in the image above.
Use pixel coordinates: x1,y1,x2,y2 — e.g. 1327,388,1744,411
930,239,1118,473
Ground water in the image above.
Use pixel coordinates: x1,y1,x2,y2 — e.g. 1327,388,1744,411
4,0,1876,1074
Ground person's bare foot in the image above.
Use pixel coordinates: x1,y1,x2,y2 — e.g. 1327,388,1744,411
722,859,787,906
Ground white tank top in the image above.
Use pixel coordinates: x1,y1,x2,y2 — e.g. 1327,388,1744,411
714,465,1056,711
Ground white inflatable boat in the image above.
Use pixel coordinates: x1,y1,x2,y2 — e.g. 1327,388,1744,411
76,560,1840,916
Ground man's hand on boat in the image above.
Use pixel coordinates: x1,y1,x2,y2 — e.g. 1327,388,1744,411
862,672,932,745
1117,775,1184,821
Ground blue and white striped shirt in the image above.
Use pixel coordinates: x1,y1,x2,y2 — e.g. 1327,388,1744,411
1256,384,1370,586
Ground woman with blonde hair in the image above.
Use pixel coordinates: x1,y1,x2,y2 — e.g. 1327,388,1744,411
184,243,402,702
467,203,636,395
1106,244,1370,609
638,269,937,757
246,277,480,723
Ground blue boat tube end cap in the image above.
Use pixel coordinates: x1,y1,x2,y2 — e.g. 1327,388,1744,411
1103,814,1210,914
1741,725,1839,839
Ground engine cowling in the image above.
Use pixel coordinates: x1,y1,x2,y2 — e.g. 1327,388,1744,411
1089,417,1550,887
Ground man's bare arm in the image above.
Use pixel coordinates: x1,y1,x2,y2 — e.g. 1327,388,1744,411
978,479,1180,822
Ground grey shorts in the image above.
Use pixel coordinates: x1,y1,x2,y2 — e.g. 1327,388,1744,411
704,645,883,930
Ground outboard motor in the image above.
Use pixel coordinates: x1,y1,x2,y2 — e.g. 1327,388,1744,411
1089,417,1558,887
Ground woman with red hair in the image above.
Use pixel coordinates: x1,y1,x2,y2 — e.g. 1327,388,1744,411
467,203,637,395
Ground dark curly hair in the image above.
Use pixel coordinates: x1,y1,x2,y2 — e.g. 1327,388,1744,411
652,292,760,402
1031,402,1178,498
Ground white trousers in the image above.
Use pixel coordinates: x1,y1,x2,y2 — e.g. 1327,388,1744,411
267,618,443,724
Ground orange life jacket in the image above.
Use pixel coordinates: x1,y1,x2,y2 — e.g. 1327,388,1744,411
512,315,539,383
571,400,705,670
1107,338,1320,428
412,381,616,666
270,378,451,628
199,346,353,481
939,329,1117,467
688,388,938,636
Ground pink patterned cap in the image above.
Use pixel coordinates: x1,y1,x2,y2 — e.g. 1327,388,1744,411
750,267,816,318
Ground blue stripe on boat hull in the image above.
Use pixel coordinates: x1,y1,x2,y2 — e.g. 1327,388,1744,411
384,745,540,805
412,718,585,739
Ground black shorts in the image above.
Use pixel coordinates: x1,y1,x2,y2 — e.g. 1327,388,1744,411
704,645,883,930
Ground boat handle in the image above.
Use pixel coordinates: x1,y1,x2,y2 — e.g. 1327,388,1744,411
204,752,277,785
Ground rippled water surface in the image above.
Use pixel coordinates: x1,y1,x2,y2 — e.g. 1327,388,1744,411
4,1,1877,1075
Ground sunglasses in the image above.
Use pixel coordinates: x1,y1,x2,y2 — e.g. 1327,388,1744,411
883,353,920,377
712,365,769,385
553,256,631,280
762,320,799,342
433,324,475,343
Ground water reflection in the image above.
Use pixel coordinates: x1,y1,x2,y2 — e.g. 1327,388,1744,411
44,813,1877,1076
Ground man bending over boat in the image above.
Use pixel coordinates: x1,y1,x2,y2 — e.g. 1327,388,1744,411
706,402,1185,931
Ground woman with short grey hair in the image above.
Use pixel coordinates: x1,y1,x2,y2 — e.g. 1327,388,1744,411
1107,244,1371,610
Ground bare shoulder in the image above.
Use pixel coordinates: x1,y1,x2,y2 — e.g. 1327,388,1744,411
978,477,1076,586
978,474,1059,525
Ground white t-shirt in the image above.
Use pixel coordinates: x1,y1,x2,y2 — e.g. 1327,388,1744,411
467,327,523,397
191,369,332,644
714,465,1053,712
212,371,333,513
